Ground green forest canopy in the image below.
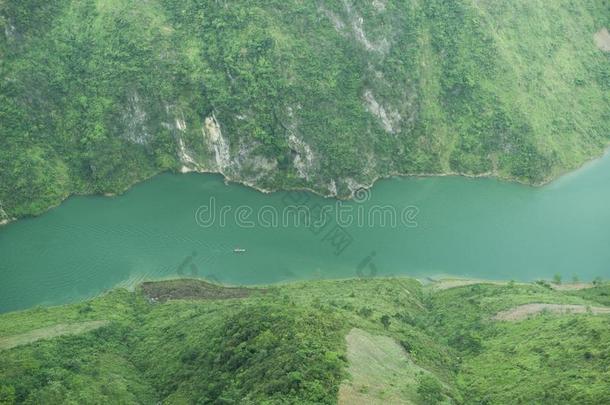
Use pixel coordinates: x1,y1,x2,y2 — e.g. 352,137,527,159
1,0,608,217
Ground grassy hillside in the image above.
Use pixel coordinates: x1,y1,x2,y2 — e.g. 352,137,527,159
1,0,609,218
1,277,609,404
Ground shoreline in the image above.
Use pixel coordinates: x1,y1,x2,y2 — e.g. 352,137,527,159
0,218,15,227
2,144,609,228
177,150,598,201
227,141,610,198
0,275,601,316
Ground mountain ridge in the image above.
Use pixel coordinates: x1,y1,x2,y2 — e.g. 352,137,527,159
1,0,608,219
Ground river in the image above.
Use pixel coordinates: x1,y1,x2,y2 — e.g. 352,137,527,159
1,153,609,312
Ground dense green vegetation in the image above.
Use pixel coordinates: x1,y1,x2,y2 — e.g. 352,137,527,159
1,0,609,218
1,277,609,404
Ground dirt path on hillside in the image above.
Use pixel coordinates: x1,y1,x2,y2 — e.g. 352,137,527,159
492,304,610,321
0,320,109,351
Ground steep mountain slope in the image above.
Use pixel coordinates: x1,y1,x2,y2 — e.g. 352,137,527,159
1,0,609,218
1,278,609,404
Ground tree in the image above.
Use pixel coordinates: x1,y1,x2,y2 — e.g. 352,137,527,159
358,307,373,318
552,274,562,285
449,331,482,354
380,314,391,329
0,385,16,405
417,374,443,404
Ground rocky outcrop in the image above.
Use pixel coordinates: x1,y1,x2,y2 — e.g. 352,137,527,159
0,203,12,226
320,0,390,55
363,89,402,134
121,92,151,145
202,114,230,173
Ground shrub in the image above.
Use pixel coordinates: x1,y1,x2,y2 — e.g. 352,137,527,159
380,315,391,329
417,374,443,404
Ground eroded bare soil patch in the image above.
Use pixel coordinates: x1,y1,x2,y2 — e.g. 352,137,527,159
594,28,610,52
493,303,610,321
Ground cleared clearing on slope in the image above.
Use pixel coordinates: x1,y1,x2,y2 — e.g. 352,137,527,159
492,303,610,321
594,28,610,52
338,328,438,404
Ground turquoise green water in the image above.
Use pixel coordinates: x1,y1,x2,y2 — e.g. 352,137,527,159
1,153,610,312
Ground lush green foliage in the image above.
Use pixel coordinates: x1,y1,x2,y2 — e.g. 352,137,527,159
417,374,444,404
133,302,346,404
424,282,610,403
1,0,609,218
569,283,610,306
1,278,609,404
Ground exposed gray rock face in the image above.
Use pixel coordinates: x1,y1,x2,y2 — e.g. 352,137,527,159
122,92,151,145
289,134,316,181
202,114,231,173
320,0,390,55
363,89,402,134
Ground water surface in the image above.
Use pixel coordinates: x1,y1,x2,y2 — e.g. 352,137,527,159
1,154,609,312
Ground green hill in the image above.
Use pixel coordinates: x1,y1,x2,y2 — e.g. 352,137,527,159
1,0,609,218
1,277,610,404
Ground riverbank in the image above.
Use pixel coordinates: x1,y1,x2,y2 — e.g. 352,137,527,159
3,165,610,312
4,273,602,316
1,276,609,403
3,144,609,226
